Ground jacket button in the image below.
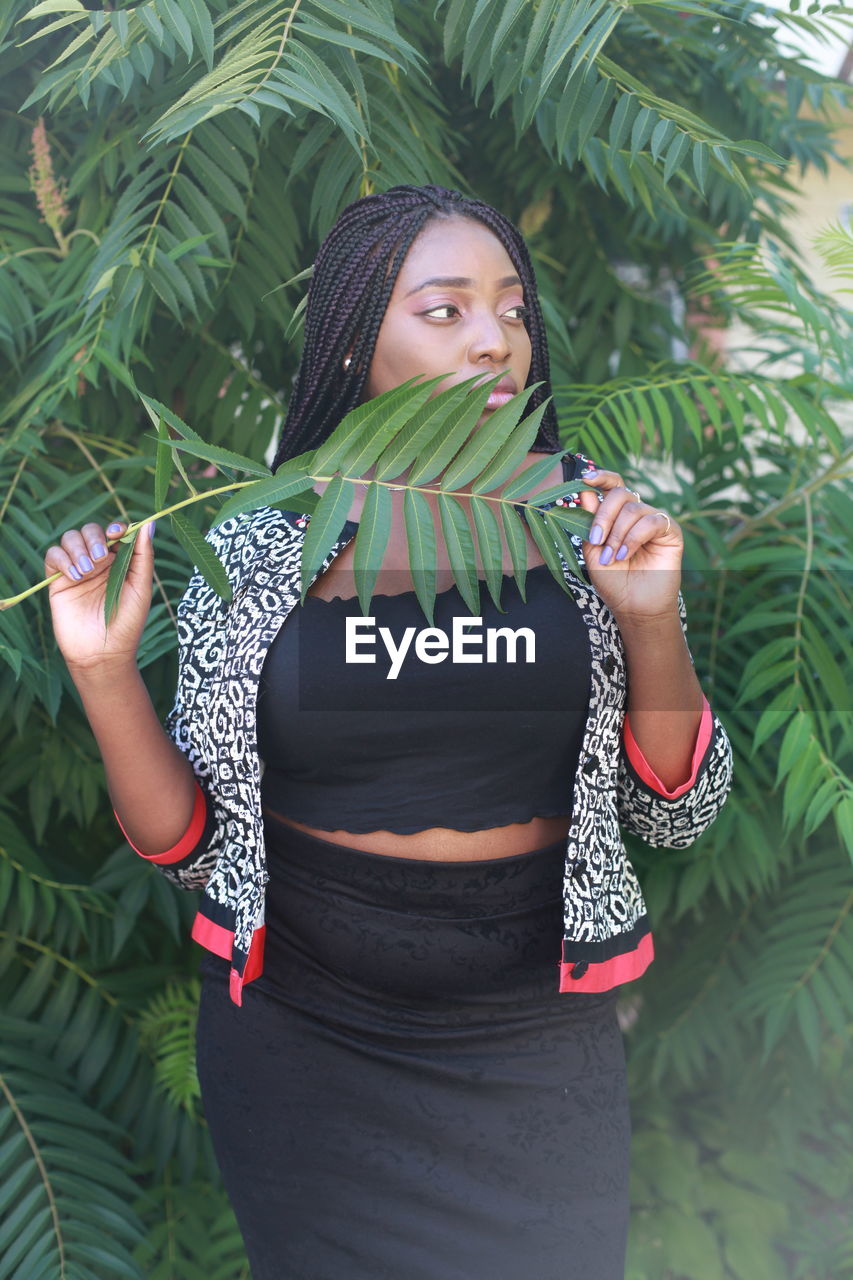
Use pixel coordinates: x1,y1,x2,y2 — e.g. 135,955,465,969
602,655,616,676
571,858,588,878
582,754,598,775
570,962,589,979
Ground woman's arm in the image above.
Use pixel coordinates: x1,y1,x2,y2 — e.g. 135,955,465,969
614,610,705,792
571,465,732,843
44,518,198,856
575,467,708,790
71,661,198,855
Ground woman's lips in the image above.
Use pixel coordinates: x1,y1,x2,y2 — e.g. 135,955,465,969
484,389,515,409
483,376,517,410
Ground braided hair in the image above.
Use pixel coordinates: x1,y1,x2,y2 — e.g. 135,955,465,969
271,185,561,471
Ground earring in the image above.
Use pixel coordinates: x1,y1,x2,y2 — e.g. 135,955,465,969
343,356,352,371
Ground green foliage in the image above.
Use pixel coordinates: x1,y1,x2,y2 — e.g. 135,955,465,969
0,0,851,1275
0,1024,148,1279
136,979,202,1115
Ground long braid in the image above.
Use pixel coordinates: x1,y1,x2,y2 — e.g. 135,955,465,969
271,186,561,471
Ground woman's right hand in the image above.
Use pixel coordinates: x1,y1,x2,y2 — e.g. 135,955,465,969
44,519,156,674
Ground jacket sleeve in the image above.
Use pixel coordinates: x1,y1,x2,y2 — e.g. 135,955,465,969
116,520,237,891
615,592,734,848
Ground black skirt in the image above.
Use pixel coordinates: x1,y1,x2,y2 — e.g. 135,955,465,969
195,819,631,1280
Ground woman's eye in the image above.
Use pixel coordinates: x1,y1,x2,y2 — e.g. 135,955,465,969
424,304,460,319
423,303,528,320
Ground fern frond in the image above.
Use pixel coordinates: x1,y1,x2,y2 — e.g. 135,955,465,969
137,979,202,1114
813,220,853,291
133,1175,251,1280
554,362,841,459
0,1028,146,1279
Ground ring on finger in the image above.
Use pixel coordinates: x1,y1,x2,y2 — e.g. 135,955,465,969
654,511,671,536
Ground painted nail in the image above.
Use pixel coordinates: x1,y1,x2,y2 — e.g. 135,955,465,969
77,555,93,573
615,545,628,561
106,522,123,535
92,542,107,559
599,545,614,566
68,565,82,581
589,525,604,545
147,520,157,539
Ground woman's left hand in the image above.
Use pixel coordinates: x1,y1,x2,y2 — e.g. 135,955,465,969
576,467,683,621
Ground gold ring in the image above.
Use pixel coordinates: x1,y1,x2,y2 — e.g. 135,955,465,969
654,511,671,536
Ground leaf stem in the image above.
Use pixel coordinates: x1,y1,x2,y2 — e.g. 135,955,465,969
0,480,255,610
0,451,29,528
791,491,814,691
1,466,587,612
139,131,193,260
1,934,120,1005
722,448,851,551
250,0,304,99
0,1070,66,1278
790,891,853,996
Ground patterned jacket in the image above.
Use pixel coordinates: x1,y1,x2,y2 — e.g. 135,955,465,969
120,453,733,1006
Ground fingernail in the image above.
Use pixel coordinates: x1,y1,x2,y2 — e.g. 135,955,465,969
92,543,107,560
68,565,82,581
615,545,628,561
589,525,604,545
599,546,614,566
106,523,123,535
147,521,157,539
77,555,93,573
582,467,598,478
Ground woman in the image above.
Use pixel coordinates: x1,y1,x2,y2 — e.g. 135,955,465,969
46,185,732,1280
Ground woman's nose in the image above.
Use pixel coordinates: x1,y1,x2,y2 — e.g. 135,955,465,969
467,310,512,363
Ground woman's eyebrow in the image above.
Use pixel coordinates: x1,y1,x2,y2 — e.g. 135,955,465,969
404,274,522,297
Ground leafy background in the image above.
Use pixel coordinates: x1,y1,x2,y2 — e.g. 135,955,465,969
0,0,851,1276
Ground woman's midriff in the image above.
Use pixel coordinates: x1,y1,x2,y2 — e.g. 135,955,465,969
263,808,573,862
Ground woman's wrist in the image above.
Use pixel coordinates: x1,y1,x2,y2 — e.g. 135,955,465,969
68,655,142,694
610,603,683,643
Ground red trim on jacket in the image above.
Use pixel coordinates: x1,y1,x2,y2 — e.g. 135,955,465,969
191,911,234,958
622,696,712,799
189,916,263,1003
190,912,266,1007
113,782,208,864
559,931,654,992
230,928,266,1006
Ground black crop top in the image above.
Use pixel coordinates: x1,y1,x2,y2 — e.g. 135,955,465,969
256,564,592,834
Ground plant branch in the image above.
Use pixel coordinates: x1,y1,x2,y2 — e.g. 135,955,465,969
54,425,177,629
1,847,101,896
0,480,256,610
139,132,194,261
0,1070,66,1278
721,448,852,552
249,0,304,99
2,935,119,1006
1,464,588,611
791,490,813,691
0,451,30,528
793,893,853,995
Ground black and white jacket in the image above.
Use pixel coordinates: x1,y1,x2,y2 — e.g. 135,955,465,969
122,453,733,1006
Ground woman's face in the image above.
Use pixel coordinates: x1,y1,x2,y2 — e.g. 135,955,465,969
361,215,532,423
